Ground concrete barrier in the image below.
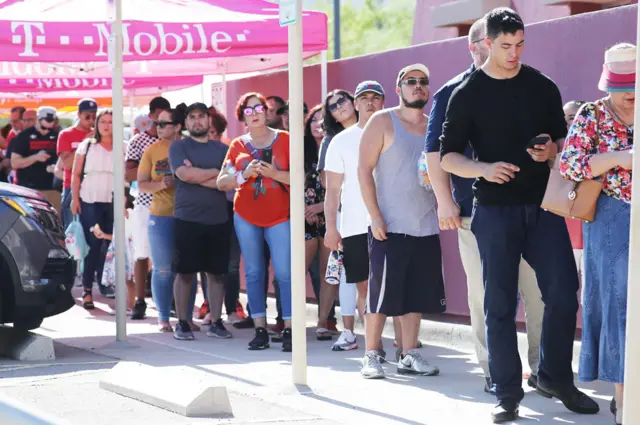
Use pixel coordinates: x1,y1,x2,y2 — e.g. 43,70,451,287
99,361,233,418
0,326,55,361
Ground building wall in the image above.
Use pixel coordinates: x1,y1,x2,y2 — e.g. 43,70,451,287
228,5,636,326
412,0,636,45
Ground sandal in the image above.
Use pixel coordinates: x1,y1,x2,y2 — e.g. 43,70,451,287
158,324,173,333
316,328,333,341
82,291,95,310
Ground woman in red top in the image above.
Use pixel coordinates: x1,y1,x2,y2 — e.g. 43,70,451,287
217,93,292,352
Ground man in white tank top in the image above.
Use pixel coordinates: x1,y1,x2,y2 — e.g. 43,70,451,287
358,64,445,379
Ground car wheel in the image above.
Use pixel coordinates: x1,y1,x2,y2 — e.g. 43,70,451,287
13,317,44,331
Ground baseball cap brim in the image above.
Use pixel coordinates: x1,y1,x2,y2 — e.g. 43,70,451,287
397,64,430,86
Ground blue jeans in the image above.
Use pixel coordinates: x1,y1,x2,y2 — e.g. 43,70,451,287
234,213,291,320
79,201,113,291
61,188,73,230
471,205,579,402
148,215,176,322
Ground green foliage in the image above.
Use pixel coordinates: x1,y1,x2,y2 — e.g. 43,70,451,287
306,0,416,61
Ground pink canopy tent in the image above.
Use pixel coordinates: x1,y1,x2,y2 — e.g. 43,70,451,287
0,75,203,93
0,0,328,78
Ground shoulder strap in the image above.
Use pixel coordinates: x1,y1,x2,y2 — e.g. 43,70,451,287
80,141,92,183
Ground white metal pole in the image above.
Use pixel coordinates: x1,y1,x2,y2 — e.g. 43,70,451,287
622,4,640,423
221,61,228,137
288,0,307,385
321,50,328,100
109,0,127,341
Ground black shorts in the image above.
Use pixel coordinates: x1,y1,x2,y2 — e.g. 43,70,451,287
174,218,231,275
367,231,446,316
342,233,369,283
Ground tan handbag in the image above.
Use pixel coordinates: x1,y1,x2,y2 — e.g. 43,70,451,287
541,104,603,222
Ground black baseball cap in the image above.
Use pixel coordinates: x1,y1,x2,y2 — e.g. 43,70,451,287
185,102,210,116
78,98,98,113
149,96,171,112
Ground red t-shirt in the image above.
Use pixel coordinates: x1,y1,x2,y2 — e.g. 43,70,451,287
57,127,90,189
6,129,17,148
225,131,290,227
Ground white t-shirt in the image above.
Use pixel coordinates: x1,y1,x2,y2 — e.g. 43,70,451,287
77,140,114,204
324,125,369,238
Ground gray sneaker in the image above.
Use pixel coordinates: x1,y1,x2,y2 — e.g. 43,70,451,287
361,350,385,379
173,320,195,341
207,319,232,339
332,330,358,351
375,347,387,364
397,349,439,376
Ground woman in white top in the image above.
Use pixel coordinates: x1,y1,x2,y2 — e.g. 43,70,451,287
71,109,115,310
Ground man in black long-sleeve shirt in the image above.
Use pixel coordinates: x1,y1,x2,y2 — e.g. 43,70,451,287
439,8,599,424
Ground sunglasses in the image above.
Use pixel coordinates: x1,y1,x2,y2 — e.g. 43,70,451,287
154,121,175,129
243,104,266,117
328,96,348,112
401,78,429,87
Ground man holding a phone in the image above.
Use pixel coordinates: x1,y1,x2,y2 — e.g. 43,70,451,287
439,8,598,423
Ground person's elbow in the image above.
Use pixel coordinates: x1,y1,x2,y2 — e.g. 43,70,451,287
440,153,455,173
174,167,193,183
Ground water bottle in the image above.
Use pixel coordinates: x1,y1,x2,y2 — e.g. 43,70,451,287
418,151,433,190
325,249,343,285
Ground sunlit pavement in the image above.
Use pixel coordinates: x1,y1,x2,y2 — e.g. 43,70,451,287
0,288,614,425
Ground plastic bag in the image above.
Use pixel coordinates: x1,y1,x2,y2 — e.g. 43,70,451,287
65,215,89,271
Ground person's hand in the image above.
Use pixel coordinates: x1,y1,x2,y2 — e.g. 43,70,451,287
324,226,342,251
183,159,192,167
482,162,520,184
91,224,105,240
617,149,633,170
305,203,322,220
46,164,55,174
243,159,260,180
258,158,278,178
35,150,51,163
161,175,175,189
306,214,319,225
437,199,462,230
527,135,557,162
370,215,387,241
71,197,81,215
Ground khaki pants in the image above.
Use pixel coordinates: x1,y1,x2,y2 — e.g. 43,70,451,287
40,190,62,216
457,217,543,377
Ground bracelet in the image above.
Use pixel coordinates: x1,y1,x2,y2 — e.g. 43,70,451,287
236,171,247,185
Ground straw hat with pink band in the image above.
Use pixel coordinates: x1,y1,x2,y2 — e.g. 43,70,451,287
598,43,636,93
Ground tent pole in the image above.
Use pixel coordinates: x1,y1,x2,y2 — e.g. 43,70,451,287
288,0,307,386
220,61,228,137
622,4,640,423
110,0,127,342
321,50,328,101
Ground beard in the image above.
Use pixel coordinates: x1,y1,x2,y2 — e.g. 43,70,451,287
401,94,428,110
189,127,209,137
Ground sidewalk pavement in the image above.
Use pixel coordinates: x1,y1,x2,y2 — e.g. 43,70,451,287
0,288,614,425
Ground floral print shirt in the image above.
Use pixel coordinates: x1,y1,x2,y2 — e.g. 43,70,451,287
304,162,326,240
560,99,633,203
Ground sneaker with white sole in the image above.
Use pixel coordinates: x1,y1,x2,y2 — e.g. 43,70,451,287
207,319,232,339
332,330,358,351
397,349,439,376
361,350,385,379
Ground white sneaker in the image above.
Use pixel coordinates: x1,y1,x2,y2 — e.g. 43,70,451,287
361,350,385,379
397,349,439,376
332,330,358,351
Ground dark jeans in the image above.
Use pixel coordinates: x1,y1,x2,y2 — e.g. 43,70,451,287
471,204,579,402
223,202,241,315
79,201,114,292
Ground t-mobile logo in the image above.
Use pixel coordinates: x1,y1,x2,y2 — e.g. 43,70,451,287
10,22,250,58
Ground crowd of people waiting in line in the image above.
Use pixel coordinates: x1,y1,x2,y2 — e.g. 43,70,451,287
0,6,634,425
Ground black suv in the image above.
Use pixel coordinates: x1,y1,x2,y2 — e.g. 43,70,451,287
0,183,74,330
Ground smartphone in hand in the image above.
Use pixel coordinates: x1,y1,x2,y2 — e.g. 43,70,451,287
261,149,273,164
528,135,550,151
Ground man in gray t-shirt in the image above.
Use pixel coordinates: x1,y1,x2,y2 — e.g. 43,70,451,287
168,102,232,341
